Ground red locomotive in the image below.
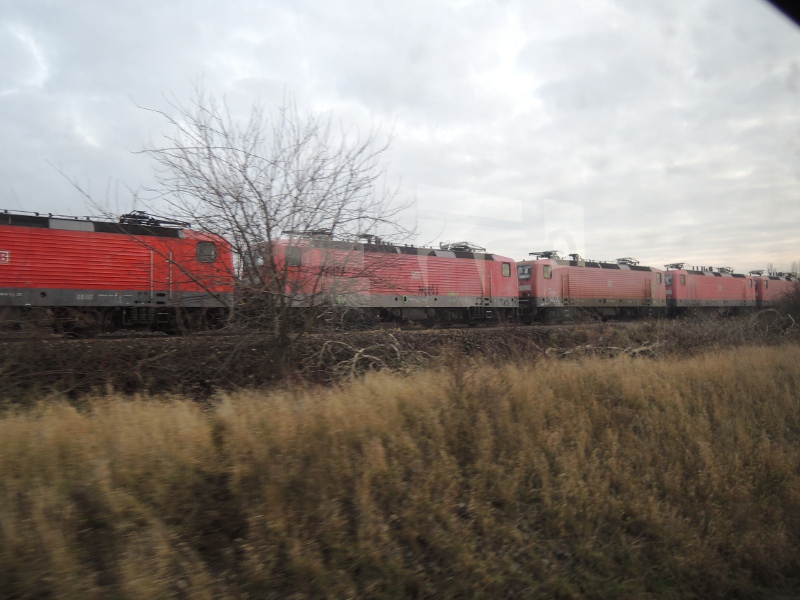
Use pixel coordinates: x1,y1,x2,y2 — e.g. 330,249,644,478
0,210,233,334
749,271,799,308
516,252,666,321
267,235,519,325
664,263,756,316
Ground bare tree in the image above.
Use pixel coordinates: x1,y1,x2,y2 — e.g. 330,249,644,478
139,88,411,358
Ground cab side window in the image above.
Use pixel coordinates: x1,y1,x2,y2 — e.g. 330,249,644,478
285,247,303,267
197,241,217,263
656,273,662,284
680,275,686,285
543,265,552,279
502,262,511,277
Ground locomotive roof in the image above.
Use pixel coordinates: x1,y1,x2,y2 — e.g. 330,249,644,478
286,237,502,261
0,209,186,238
665,264,749,278
523,256,661,272
682,270,748,278
763,274,797,281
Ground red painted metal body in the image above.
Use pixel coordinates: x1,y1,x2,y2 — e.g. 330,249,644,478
270,237,518,322
665,268,756,313
0,225,232,297
753,275,798,307
0,212,233,332
516,257,666,319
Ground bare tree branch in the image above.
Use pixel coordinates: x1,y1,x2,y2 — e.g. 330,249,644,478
137,86,412,360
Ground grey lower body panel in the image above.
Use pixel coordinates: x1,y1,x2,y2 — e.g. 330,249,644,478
670,300,756,308
0,288,232,309
317,293,518,322
532,297,666,308
333,293,519,310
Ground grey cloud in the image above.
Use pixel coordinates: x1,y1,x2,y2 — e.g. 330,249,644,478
0,0,798,271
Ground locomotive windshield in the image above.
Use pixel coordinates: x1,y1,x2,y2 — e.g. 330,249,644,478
197,241,217,263
517,264,531,280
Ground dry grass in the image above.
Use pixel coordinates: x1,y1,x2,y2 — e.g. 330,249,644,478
2,345,800,598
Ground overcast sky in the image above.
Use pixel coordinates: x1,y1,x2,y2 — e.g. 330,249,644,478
1,0,798,272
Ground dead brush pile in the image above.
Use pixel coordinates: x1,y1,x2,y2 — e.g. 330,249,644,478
0,313,797,402
2,345,800,598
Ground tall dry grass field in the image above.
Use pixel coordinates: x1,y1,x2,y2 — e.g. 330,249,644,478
1,345,800,598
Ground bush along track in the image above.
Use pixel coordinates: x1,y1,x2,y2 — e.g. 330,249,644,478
0,315,798,402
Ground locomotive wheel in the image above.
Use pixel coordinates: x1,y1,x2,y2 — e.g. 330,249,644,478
421,313,440,328
162,308,225,335
160,310,192,336
99,309,118,334
53,308,115,337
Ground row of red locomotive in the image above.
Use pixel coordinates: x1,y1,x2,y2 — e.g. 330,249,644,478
0,209,796,333
274,238,797,325
515,252,795,322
